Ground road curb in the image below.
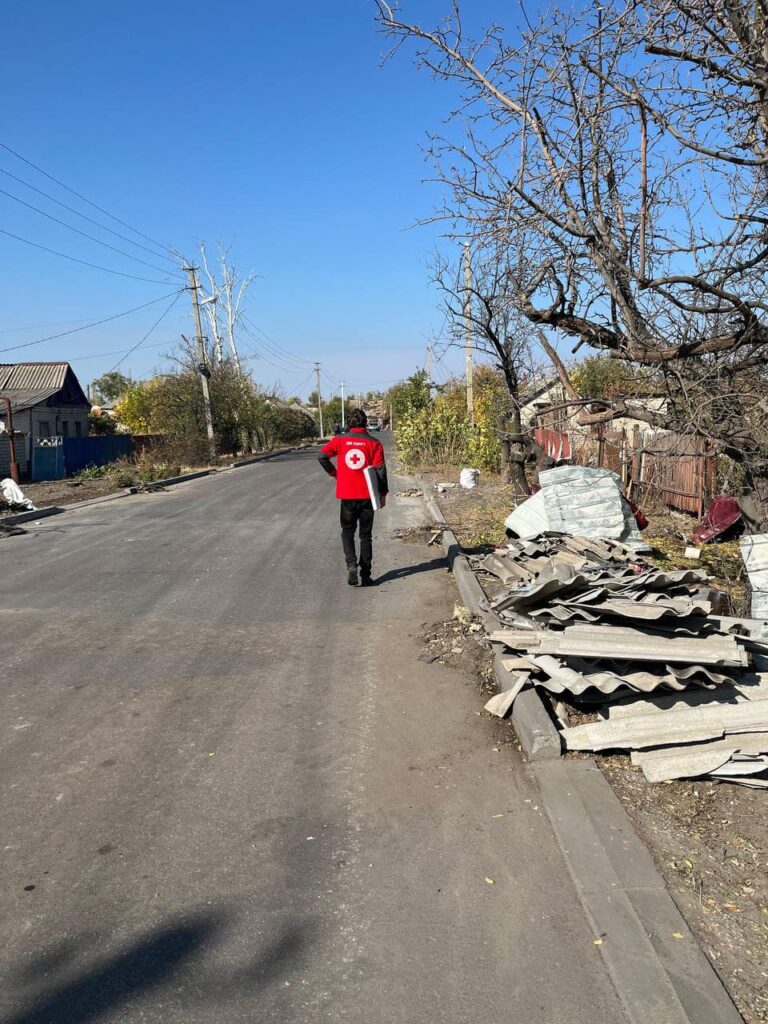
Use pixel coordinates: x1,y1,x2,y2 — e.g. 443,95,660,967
534,758,743,1024
419,477,562,762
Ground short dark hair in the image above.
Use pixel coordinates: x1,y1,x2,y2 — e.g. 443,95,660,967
348,408,367,428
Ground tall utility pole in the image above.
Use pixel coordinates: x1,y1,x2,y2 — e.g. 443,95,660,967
340,381,346,429
426,344,433,380
463,242,475,425
185,266,216,461
315,362,324,437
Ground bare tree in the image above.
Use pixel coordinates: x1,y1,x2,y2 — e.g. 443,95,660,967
433,243,534,492
218,248,257,376
197,242,257,375
199,242,225,365
375,0,768,515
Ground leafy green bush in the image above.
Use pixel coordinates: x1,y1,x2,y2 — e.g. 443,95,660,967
394,373,503,473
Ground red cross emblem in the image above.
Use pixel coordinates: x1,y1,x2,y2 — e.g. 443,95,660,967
345,449,366,470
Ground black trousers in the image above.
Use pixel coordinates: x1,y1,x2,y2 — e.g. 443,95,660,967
340,498,374,573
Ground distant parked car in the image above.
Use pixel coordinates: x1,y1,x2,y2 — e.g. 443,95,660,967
367,417,382,431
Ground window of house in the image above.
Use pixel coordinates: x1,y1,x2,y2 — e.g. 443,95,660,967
74,420,82,437
61,421,69,437
37,421,50,437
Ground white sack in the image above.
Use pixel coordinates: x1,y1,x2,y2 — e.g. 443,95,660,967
0,478,37,511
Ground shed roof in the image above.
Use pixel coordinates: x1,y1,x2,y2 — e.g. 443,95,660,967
0,362,69,390
0,387,61,412
0,362,89,413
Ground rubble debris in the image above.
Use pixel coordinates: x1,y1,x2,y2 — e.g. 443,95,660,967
459,468,480,489
490,624,748,667
484,672,530,717
1,478,38,512
561,701,768,751
631,735,768,783
471,524,768,787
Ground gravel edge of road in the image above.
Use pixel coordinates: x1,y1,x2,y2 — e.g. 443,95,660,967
419,478,744,1024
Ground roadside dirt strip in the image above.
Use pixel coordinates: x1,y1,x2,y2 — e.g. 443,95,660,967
422,483,745,1024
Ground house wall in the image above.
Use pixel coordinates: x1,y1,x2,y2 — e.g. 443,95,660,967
29,404,89,440
0,433,29,478
2,405,89,479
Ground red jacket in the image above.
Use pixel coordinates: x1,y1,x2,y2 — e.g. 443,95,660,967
318,428,388,500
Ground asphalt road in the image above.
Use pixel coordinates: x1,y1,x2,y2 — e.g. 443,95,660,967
0,446,629,1024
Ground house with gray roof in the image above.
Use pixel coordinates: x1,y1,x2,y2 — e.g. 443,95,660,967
0,362,90,477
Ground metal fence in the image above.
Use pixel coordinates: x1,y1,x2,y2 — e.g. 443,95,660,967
62,435,133,475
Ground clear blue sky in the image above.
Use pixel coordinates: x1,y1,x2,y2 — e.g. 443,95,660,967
0,0,506,400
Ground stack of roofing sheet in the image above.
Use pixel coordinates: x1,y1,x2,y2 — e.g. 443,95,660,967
480,532,768,786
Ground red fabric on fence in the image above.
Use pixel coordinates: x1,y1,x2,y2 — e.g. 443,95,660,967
693,495,742,544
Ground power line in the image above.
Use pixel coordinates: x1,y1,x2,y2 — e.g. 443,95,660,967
70,338,172,363
241,314,312,366
242,315,311,365
0,185,181,276
0,289,183,355
0,141,173,255
0,165,178,264
236,331,317,376
237,322,314,375
107,291,184,372
0,226,174,285
0,317,94,335
243,327,311,371
290,368,316,395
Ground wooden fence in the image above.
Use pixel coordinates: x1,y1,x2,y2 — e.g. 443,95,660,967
544,423,716,518
628,430,715,517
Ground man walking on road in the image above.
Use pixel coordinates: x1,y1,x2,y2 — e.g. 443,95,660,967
318,408,388,586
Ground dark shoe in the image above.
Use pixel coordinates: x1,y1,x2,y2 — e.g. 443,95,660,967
360,573,373,586
347,567,359,586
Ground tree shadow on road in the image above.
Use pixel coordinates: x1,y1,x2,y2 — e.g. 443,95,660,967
372,558,446,585
2,909,314,1024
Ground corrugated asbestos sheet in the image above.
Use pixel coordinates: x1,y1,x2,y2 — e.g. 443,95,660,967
0,363,68,390
562,702,768,751
473,527,768,786
1,386,61,412
0,362,73,413
490,624,748,666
